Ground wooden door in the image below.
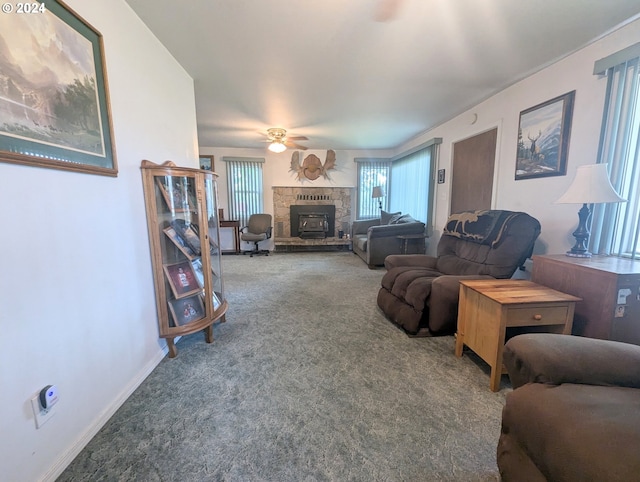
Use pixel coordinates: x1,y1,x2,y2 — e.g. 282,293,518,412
450,128,497,214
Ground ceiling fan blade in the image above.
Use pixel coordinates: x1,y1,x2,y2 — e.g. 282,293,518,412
286,135,308,141
286,141,308,150
374,0,404,22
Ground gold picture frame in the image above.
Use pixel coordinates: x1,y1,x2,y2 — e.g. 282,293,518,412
199,155,214,171
163,260,201,299
0,1,117,176
168,294,206,327
163,226,197,260
155,178,197,213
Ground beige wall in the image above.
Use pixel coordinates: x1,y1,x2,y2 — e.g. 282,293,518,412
0,1,198,480
397,18,640,258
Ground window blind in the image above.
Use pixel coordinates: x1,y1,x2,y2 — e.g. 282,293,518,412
355,159,390,219
590,54,640,258
223,157,264,227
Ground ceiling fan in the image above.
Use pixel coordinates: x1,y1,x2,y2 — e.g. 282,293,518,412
265,128,308,153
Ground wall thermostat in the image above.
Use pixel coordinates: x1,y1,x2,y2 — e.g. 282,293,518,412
39,385,59,411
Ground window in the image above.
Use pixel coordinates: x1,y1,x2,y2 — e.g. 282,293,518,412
389,139,441,230
223,157,264,227
389,148,431,224
355,159,390,219
590,44,640,259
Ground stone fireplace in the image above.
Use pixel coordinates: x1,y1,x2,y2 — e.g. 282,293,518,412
273,186,354,250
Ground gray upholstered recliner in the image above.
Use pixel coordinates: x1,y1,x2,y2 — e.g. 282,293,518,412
377,210,541,336
240,214,272,257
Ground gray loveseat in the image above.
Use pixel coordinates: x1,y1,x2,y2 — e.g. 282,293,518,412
351,211,426,268
498,333,640,481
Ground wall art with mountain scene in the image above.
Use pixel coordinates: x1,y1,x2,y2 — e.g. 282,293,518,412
0,1,117,176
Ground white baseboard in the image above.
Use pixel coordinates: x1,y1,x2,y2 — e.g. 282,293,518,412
40,343,171,482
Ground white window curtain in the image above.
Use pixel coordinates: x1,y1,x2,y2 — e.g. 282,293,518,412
355,159,391,219
389,142,439,227
590,46,640,259
223,157,264,227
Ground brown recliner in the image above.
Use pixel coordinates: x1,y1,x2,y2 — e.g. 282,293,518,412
376,210,541,336
498,333,640,481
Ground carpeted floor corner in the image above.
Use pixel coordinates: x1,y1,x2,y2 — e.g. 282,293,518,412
59,252,509,481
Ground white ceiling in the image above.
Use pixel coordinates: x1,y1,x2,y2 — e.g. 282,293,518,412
125,0,640,151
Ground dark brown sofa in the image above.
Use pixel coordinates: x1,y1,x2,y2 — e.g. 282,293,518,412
498,333,640,481
377,210,541,336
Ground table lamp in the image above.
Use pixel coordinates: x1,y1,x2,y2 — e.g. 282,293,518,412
554,163,625,257
372,186,384,210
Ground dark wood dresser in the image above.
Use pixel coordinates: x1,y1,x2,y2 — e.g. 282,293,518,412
532,254,640,345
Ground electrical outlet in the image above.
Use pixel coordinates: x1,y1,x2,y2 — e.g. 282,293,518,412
31,396,55,429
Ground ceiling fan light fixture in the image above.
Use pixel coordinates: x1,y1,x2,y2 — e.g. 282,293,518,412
268,140,287,153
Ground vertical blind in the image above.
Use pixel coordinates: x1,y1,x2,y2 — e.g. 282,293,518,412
389,147,432,224
356,160,391,218
224,157,264,227
590,51,640,259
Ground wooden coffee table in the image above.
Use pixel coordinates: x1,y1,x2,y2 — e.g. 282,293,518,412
454,279,581,391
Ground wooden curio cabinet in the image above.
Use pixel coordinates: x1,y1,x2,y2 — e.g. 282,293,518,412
141,160,228,357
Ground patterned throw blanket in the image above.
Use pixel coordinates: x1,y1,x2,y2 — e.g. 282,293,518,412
443,210,523,247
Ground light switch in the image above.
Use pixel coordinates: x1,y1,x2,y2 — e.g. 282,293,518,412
617,288,632,304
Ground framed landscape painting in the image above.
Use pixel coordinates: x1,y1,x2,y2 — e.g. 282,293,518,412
0,1,117,176
515,91,575,180
199,155,214,171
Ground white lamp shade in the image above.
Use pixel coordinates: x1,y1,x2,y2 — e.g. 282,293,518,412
554,164,626,204
371,186,383,198
268,141,286,153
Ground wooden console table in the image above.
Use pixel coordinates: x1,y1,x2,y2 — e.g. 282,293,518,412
532,254,640,344
455,279,580,392
219,220,240,254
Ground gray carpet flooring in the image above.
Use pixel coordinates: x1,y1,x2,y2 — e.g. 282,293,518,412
59,252,509,481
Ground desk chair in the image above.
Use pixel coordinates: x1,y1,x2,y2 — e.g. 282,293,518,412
240,214,272,257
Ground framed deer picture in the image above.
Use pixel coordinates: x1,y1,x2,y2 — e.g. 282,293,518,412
515,91,575,180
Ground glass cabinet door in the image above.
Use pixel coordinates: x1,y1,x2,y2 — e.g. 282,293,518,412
204,175,225,312
154,173,207,329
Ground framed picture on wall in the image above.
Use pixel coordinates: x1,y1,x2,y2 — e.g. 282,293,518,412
199,155,214,171
0,1,117,176
515,90,575,180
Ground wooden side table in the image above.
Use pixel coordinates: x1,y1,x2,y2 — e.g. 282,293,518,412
455,279,581,391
